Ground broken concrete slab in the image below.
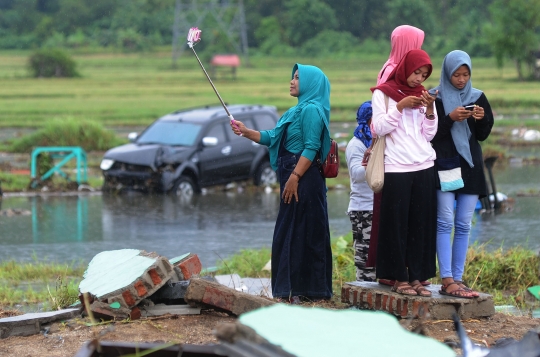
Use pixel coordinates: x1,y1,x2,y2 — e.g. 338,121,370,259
169,253,202,281
139,304,201,318
79,249,175,315
184,277,275,316
0,308,80,339
88,301,141,321
342,281,495,320
238,304,455,357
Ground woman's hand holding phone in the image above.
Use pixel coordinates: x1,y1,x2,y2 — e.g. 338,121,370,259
472,105,484,120
450,106,474,122
397,96,424,112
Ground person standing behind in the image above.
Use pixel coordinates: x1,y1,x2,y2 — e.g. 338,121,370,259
370,49,438,296
230,63,333,303
346,101,375,282
377,25,425,85
430,50,494,298
369,25,426,287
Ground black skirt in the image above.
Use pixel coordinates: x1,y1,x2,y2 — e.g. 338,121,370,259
271,150,333,299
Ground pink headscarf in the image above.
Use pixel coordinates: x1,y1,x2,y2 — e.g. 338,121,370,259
376,25,425,85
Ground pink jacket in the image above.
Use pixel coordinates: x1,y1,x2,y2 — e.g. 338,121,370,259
371,90,437,173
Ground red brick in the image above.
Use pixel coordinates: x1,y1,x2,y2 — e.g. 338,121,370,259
201,286,235,311
341,287,350,303
122,290,136,307
382,295,388,310
375,294,382,310
359,291,366,305
396,299,402,315
130,307,141,320
401,300,409,317
366,292,373,308
134,281,148,297
388,296,395,314
353,290,358,305
413,301,421,317
177,254,202,280
148,268,162,285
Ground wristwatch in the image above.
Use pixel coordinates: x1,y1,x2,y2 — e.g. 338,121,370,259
425,113,435,120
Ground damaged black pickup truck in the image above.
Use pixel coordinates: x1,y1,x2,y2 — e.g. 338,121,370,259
100,104,279,195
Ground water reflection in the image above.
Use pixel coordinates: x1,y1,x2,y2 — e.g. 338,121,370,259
0,163,538,267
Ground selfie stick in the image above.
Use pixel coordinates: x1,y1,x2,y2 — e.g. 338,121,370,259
187,27,241,134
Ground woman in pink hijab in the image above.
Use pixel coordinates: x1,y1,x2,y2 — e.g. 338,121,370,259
376,25,425,85
366,24,426,287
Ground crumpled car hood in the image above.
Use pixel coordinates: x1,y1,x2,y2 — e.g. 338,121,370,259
103,144,192,171
103,144,163,170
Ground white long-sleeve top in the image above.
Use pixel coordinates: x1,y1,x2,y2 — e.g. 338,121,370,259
345,137,373,212
371,89,438,173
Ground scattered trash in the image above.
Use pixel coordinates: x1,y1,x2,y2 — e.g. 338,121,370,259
453,313,540,357
237,304,455,357
527,285,540,300
0,308,80,339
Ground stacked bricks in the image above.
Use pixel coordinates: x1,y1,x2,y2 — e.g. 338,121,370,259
79,249,175,319
342,281,495,320
185,277,275,316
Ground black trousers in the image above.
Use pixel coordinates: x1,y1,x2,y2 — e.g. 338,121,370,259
376,167,437,282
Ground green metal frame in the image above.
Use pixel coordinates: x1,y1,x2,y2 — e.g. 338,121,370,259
30,146,88,185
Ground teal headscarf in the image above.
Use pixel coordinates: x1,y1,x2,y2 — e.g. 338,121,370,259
266,63,331,170
429,50,482,168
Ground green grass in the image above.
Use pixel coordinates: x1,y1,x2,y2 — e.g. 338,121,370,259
0,258,85,307
462,244,540,308
0,51,539,128
1,241,538,310
0,172,31,192
8,118,126,153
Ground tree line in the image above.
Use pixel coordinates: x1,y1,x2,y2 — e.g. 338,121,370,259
1,0,539,78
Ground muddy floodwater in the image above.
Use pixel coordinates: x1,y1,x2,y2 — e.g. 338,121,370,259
1,161,539,267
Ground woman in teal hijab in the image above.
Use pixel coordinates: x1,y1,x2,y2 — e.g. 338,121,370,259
231,63,333,302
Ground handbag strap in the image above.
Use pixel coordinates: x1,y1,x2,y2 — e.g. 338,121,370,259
368,94,389,149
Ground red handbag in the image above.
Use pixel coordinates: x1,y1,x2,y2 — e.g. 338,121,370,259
318,139,339,178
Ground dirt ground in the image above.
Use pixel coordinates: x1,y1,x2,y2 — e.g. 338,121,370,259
1,304,539,357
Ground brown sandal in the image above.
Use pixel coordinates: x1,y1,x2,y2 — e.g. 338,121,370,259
454,281,480,297
439,282,474,299
391,281,417,296
411,283,432,297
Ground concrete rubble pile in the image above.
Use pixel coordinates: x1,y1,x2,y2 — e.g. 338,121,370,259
0,249,275,340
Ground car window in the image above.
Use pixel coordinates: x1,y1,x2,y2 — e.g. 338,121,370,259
253,113,277,131
137,121,202,146
205,123,227,144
